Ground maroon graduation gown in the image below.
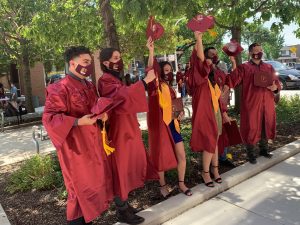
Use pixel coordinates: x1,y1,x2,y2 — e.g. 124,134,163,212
176,71,185,93
147,58,178,172
98,73,154,201
226,61,281,145
214,69,230,155
187,50,219,153
42,75,113,223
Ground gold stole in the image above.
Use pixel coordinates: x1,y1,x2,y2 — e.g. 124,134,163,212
158,82,180,133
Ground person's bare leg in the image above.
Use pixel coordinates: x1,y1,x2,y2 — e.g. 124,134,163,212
202,151,213,186
158,171,170,197
211,145,221,181
174,141,191,194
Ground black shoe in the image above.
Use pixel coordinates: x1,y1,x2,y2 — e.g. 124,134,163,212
249,157,257,164
219,159,236,168
68,217,92,225
127,202,143,214
259,151,273,158
116,208,145,225
246,147,257,164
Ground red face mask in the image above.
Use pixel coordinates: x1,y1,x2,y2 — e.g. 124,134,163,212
252,52,263,60
75,63,93,77
163,72,173,82
108,59,124,72
212,55,219,64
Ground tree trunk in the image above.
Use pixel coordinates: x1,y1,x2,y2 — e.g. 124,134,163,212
231,26,242,113
20,42,34,113
99,0,120,50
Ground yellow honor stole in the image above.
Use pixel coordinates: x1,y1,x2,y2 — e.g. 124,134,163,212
158,82,180,133
208,80,221,113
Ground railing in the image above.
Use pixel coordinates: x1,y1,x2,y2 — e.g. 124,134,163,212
32,125,49,154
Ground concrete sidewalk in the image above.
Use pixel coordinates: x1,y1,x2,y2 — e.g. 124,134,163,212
164,152,300,225
116,140,300,225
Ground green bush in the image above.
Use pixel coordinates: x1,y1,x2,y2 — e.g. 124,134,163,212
276,95,300,123
6,154,64,194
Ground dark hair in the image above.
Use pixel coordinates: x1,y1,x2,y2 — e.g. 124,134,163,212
159,61,173,74
248,43,261,52
99,48,119,71
64,46,91,65
204,47,216,57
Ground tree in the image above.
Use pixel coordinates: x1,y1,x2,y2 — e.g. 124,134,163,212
0,0,49,112
100,0,120,49
242,23,284,60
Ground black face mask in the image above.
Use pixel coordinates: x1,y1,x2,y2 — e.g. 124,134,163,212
102,64,121,79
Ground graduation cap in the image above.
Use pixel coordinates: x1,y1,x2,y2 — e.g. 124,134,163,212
146,16,165,41
223,120,243,146
222,39,244,57
91,97,124,119
186,14,215,32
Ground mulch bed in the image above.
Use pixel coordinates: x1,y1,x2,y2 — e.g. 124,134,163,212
0,121,299,225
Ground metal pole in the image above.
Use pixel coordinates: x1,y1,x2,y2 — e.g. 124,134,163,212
32,125,39,154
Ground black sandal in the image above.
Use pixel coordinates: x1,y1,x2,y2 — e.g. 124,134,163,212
201,171,214,187
211,165,222,184
178,181,193,196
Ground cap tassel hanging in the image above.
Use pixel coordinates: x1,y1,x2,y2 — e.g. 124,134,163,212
208,28,218,37
101,122,115,155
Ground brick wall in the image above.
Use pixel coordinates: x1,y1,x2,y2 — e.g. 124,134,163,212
30,62,46,106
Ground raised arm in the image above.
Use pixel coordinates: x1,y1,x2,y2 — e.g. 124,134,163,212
147,37,154,68
194,31,205,62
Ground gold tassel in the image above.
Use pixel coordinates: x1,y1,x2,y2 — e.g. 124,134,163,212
101,122,115,155
208,29,218,38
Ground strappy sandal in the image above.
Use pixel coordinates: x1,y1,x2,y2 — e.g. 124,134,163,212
211,165,222,184
201,171,214,187
178,181,193,196
159,184,174,198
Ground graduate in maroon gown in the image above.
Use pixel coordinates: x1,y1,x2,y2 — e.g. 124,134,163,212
176,64,186,97
43,46,113,225
98,48,156,225
224,43,281,164
146,38,192,197
187,31,229,187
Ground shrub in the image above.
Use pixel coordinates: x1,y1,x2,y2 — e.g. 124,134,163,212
6,154,64,194
276,95,300,123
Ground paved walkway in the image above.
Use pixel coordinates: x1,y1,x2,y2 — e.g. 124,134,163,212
163,153,300,225
0,102,192,167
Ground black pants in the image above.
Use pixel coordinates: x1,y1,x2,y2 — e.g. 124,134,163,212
114,196,128,211
246,117,268,154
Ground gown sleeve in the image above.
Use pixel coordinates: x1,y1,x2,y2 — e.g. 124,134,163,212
226,64,246,89
98,76,148,114
42,83,77,148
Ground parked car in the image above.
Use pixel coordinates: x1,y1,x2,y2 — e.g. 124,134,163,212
294,63,300,71
46,74,65,85
264,61,300,90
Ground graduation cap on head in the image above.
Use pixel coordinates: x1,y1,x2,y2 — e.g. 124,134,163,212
186,14,215,32
146,16,165,41
222,39,244,57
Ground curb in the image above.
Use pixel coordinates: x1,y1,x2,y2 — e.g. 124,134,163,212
115,139,300,225
0,204,11,225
